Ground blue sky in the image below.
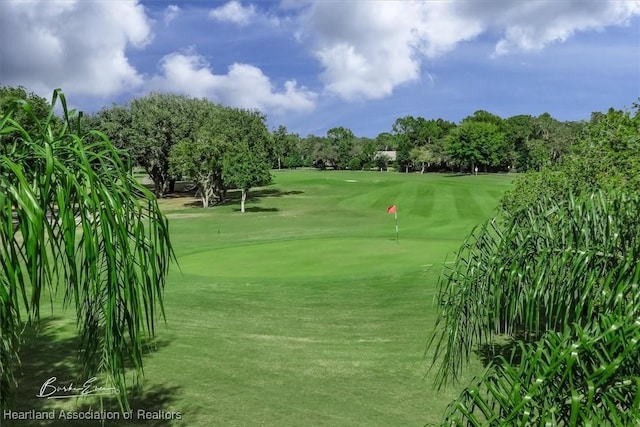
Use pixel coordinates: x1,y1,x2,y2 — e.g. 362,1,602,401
1,0,639,137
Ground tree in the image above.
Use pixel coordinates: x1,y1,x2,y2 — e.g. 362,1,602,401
503,114,536,171
375,132,396,151
374,153,391,171
446,120,506,173
465,109,503,127
501,106,640,214
0,90,174,411
395,133,414,172
168,104,273,208
326,126,355,170
392,116,419,172
392,116,456,172
353,137,377,169
308,135,335,169
410,146,434,173
222,143,272,213
128,93,208,197
533,112,579,164
170,136,224,208
271,125,300,169
0,86,55,143
89,103,133,151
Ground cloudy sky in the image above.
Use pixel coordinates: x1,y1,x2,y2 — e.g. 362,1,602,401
1,0,639,137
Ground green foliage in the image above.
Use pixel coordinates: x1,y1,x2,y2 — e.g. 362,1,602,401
375,153,390,171
0,90,174,411
222,142,272,213
440,313,640,425
271,125,300,169
446,119,507,172
87,103,133,152
501,107,639,214
348,157,363,170
223,143,272,192
375,132,396,150
430,191,640,424
127,93,210,197
169,104,273,210
533,113,580,164
306,134,334,169
502,115,537,171
0,86,53,140
353,136,377,168
327,126,355,170
392,116,418,172
283,153,303,169
170,136,223,208
410,146,435,173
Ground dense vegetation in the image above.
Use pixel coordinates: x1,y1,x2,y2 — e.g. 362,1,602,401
429,104,640,424
0,88,174,411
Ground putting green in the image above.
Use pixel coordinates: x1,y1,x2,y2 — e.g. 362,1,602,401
178,237,458,281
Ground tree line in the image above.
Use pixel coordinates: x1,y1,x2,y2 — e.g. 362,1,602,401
255,111,585,175
85,91,594,182
1,86,606,209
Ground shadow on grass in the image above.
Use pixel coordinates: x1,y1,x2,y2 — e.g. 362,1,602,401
231,207,279,213
149,181,303,209
5,318,179,426
221,188,303,205
474,340,523,369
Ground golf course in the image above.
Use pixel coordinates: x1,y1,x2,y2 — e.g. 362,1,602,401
13,170,515,426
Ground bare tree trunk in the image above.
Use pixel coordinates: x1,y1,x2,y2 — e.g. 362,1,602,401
421,162,425,174
241,189,247,213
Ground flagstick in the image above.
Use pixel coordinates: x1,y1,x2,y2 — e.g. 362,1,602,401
395,210,399,244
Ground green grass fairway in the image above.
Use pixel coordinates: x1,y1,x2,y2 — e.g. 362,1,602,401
13,171,514,426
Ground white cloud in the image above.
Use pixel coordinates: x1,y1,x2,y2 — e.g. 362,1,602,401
0,1,151,97
296,0,640,100
488,1,640,55
209,1,256,26
148,52,317,115
0,0,152,99
164,5,181,26
298,2,482,100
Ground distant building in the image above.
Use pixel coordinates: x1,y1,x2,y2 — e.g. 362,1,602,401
374,150,396,161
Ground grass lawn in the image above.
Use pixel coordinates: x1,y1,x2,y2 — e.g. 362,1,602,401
11,170,514,426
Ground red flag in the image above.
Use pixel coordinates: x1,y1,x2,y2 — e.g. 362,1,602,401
387,205,396,214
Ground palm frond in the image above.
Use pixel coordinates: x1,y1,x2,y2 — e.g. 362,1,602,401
429,191,640,387
428,190,640,423
0,90,175,411
439,310,640,426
